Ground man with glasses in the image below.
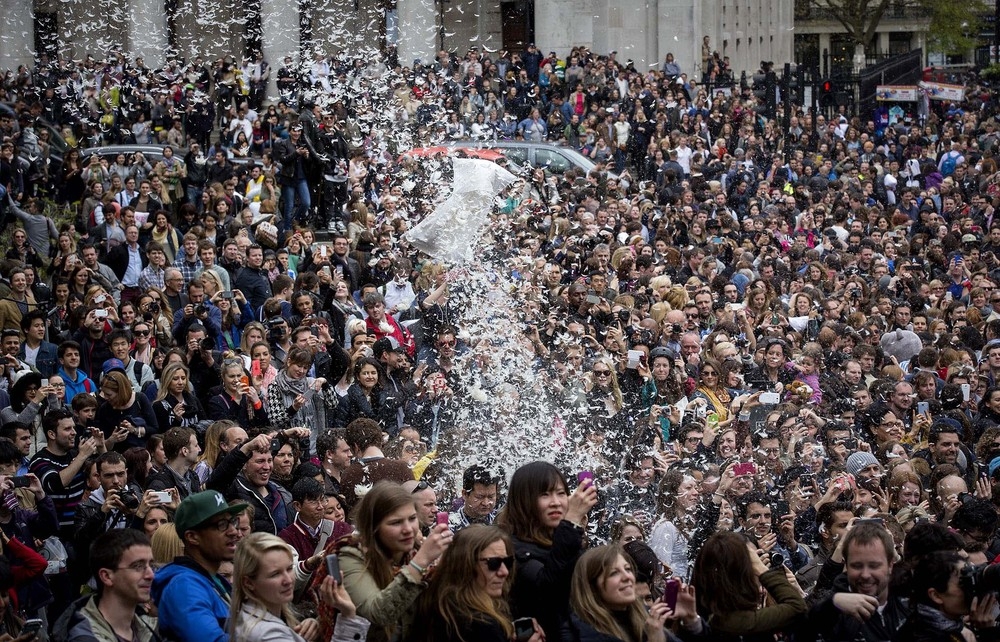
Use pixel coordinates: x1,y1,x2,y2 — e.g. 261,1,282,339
981,339,1000,387
403,479,439,535
58,529,158,641
162,267,187,313
153,489,250,642
449,463,502,531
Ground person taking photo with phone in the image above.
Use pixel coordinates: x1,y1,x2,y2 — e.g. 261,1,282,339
563,544,695,642
410,524,543,642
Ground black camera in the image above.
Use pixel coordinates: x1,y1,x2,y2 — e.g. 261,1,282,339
266,317,286,343
270,438,282,456
617,309,631,324
118,489,140,512
200,336,216,352
670,323,682,335
195,304,208,317
148,301,160,314
960,563,1000,601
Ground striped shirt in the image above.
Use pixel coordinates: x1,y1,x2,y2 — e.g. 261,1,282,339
28,448,87,537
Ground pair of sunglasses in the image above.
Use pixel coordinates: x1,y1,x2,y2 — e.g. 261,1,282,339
479,556,514,572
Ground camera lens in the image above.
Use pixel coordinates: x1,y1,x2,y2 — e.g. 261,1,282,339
120,490,139,511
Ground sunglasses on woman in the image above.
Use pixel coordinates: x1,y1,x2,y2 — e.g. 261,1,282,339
479,556,514,572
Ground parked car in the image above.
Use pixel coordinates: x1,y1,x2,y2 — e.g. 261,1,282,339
447,140,614,177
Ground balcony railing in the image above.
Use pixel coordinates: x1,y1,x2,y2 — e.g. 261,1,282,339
795,1,931,22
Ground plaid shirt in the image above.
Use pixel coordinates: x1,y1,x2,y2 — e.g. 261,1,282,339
138,264,166,291
175,257,203,286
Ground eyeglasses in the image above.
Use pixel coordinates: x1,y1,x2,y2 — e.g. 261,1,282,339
411,480,430,494
436,340,456,347
881,420,904,429
203,516,240,532
116,560,155,572
479,556,514,572
134,330,150,336
701,371,717,377
593,369,611,376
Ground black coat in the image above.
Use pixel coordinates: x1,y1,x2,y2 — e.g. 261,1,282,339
106,242,149,282
509,521,585,642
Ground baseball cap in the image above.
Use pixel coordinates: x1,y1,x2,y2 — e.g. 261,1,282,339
102,358,126,376
962,234,978,244
373,336,405,359
989,456,1000,479
175,490,248,535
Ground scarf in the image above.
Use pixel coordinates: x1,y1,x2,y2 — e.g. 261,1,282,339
696,385,731,422
273,370,325,447
913,603,963,637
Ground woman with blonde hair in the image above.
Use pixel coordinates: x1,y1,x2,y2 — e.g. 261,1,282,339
198,269,224,299
152,362,207,434
193,419,236,484
229,533,321,642
151,522,184,568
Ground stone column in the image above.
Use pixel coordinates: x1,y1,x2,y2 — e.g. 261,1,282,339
535,0,594,57
0,0,34,71
129,0,169,67
397,0,436,67
261,0,301,100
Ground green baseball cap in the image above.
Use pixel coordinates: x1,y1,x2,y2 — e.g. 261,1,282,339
175,490,248,535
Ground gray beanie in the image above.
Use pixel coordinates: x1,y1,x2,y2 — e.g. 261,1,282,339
845,451,880,477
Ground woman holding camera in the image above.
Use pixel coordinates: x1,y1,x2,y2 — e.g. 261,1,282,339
410,524,543,642
266,347,338,454
152,362,207,433
95,370,159,451
689,531,806,641
894,550,988,642
214,289,254,352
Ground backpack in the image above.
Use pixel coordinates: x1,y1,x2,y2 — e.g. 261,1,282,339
941,152,958,177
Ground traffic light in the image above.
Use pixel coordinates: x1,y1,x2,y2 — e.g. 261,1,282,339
819,79,834,107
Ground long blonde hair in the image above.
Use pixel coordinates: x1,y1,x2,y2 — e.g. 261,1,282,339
228,533,299,639
569,545,647,641
155,362,191,403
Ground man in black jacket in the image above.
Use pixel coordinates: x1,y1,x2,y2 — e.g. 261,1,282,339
233,244,272,313
207,428,308,534
273,124,312,236
805,522,906,642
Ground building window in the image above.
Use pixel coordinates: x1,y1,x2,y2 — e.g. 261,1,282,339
888,32,911,56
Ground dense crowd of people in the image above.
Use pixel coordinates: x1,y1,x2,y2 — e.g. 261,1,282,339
0,35,998,642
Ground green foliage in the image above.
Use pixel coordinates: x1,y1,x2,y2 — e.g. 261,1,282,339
981,64,1000,80
919,0,987,57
